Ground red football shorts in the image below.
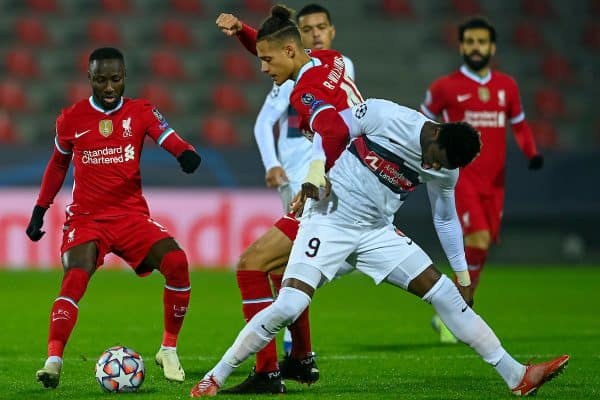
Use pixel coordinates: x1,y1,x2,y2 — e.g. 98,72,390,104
455,178,504,242
61,213,172,271
273,212,300,241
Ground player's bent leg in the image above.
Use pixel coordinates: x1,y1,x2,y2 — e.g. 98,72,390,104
146,240,190,382
234,226,294,383
191,268,320,398
38,242,97,389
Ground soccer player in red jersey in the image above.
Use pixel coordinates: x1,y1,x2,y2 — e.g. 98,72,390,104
420,17,544,343
26,47,201,388
213,5,362,393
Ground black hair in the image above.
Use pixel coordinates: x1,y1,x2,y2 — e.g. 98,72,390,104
89,47,125,64
458,16,496,43
437,122,481,169
257,4,302,44
296,3,332,24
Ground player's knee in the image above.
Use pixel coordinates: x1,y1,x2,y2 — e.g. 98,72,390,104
236,245,267,271
159,249,190,288
271,287,311,326
465,231,491,249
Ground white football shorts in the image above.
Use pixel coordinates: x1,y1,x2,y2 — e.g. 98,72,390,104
285,200,432,289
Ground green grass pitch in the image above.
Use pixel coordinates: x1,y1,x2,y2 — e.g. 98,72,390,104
1,266,598,399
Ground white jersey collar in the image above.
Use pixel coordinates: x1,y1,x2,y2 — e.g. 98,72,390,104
294,57,321,86
89,96,124,115
460,65,492,85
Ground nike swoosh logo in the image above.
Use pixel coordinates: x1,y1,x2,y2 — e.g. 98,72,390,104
461,305,468,312
261,324,276,335
74,129,91,138
457,94,471,102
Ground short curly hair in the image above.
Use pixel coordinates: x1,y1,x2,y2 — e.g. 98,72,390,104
437,122,481,169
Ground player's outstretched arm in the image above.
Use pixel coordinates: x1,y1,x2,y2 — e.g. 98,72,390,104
216,13,258,55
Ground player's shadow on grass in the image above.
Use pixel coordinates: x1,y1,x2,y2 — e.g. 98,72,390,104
353,342,449,352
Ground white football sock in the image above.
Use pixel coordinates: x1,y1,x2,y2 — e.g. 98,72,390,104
210,287,311,385
494,352,526,388
423,275,524,387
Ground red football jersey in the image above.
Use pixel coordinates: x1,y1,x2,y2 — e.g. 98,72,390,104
290,49,363,141
421,65,535,191
54,97,178,216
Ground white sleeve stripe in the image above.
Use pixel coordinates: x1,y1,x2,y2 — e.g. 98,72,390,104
157,128,175,146
309,104,335,132
54,136,72,155
420,104,437,120
510,112,525,124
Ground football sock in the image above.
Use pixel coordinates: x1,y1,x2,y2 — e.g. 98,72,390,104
237,270,278,373
160,250,191,348
270,272,312,359
495,352,527,388
423,275,506,365
48,268,89,358
465,246,488,290
213,287,311,385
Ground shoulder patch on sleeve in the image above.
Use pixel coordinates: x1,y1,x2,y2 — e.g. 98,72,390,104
301,92,315,105
354,103,368,119
152,108,169,129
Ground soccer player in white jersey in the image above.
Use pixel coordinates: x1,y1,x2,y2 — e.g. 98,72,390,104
191,99,568,398
253,2,355,362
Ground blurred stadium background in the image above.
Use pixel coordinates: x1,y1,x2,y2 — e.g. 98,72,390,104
0,0,599,268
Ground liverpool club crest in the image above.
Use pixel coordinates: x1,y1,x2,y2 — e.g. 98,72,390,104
99,119,113,137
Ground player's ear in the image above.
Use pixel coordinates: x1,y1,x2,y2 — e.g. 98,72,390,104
284,42,295,58
490,42,496,57
330,25,336,41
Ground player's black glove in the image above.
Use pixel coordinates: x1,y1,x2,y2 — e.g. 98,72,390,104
177,150,201,174
26,205,47,242
528,154,544,170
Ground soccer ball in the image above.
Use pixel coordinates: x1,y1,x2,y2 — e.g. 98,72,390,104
95,345,145,392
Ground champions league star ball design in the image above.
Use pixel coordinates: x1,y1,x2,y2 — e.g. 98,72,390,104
95,346,145,392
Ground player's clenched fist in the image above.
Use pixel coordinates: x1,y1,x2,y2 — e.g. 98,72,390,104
216,13,242,36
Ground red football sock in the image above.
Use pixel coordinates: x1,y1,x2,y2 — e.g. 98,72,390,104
48,268,90,358
465,246,488,291
160,250,191,348
162,288,190,347
237,270,278,373
270,272,312,360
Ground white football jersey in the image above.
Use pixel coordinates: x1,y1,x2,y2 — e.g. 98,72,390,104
332,98,458,223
